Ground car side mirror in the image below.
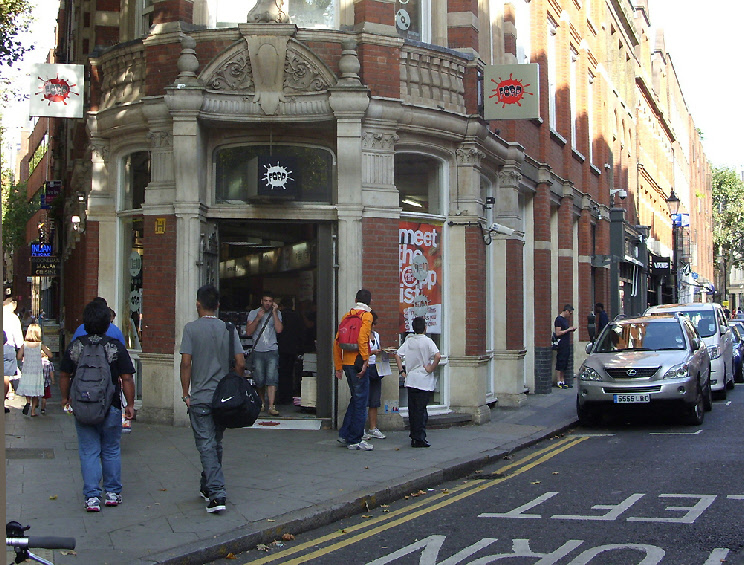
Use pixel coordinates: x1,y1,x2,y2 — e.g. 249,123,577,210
585,342,594,354
692,338,701,351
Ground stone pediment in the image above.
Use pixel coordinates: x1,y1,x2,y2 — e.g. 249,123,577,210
199,25,337,116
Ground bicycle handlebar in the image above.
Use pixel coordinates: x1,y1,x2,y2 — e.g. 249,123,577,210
6,536,76,550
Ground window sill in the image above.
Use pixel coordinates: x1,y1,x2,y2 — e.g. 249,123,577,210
590,163,601,176
571,148,586,163
550,129,567,147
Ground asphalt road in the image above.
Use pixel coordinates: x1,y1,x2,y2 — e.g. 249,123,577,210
212,385,744,565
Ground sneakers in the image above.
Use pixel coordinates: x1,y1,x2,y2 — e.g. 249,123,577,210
347,440,374,451
104,492,122,507
556,382,568,389
85,497,101,512
207,497,226,513
199,487,210,501
268,405,279,416
363,428,386,440
337,437,348,445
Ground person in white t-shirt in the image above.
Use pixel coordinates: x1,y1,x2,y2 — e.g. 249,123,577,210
395,316,440,448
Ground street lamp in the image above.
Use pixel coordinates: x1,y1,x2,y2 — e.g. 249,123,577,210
666,189,681,303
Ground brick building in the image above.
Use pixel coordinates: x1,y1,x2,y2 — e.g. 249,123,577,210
15,0,712,427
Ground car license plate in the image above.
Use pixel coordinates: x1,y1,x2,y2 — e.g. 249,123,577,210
613,394,650,404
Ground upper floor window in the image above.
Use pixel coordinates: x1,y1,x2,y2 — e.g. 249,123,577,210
198,0,337,28
547,18,558,131
395,153,443,215
395,0,431,42
121,151,150,210
569,47,578,149
215,144,334,203
515,0,532,64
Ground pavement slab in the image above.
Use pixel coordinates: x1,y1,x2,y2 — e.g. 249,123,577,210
5,386,578,564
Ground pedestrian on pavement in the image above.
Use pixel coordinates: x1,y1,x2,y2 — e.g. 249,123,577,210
3,298,25,350
180,284,245,514
40,350,55,415
4,331,18,413
554,304,577,389
246,291,283,416
395,316,440,448
363,311,386,441
16,324,52,417
59,299,136,512
71,297,126,345
595,302,609,336
334,289,374,451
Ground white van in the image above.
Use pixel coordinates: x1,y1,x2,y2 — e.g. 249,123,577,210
644,303,734,398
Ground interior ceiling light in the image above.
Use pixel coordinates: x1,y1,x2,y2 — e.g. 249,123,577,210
401,198,423,208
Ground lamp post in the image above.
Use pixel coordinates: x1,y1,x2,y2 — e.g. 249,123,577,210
666,189,681,303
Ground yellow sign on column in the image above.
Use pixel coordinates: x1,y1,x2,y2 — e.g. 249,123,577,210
155,218,166,234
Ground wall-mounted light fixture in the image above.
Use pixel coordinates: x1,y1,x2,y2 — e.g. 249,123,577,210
71,215,83,233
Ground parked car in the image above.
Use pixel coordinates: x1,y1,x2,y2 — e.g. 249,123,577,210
644,303,734,399
730,324,744,383
576,314,712,426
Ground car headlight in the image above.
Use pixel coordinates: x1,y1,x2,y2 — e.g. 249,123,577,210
662,363,689,380
579,365,603,381
709,346,721,360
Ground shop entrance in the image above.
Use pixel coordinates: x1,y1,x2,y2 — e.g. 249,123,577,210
215,220,335,423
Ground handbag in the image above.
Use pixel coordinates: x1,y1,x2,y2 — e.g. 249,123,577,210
551,332,560,350
211,323,262,429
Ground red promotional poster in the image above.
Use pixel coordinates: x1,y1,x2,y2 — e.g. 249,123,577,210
399,220,443,333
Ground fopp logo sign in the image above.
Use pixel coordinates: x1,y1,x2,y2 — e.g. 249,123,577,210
483,64,540,120
257,155,299,199
29,64,84,119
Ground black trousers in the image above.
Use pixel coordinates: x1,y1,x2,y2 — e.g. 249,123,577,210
407,387,432,441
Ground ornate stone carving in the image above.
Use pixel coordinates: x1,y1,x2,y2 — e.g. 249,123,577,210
246,0,290,23
498,169,522,186
361,132,399,151
456,147,485,166
147,131,172,149
207,54,254,91
247,34,291,115
284,50,329,93
176,35,201,86
89,141,109,162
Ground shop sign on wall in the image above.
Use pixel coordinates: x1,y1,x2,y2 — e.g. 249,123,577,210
31,257,60,277
482,64,540,120
399,221,442,333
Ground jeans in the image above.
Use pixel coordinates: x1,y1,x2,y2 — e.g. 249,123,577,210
75,406,123,499
252,350,279,388
339,365,370,444
189,404,225,500
407,387,431,442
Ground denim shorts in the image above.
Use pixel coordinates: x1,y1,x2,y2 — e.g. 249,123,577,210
252,350,279,388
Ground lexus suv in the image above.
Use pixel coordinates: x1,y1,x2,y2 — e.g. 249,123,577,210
576,314,712,426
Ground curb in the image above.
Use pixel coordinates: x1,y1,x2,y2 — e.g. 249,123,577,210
143,418,578,564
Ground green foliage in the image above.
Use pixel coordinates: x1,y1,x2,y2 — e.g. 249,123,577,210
0,0,33,68
712,167,744,271
2,168,37,255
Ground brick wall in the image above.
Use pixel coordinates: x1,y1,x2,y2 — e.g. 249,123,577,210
141,215,177,354
361,217,400,346
152,0,193,24
354,0,394,26
63,223,100,332
505,238,524,350
358,43,399,99
145,42,184,96
465,226,486,355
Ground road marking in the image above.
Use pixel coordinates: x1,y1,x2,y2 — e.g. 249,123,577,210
242,436,589,564
649,430,702,435
552,493,645,521
627,494,716,524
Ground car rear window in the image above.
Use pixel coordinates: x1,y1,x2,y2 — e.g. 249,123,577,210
595,321,685,352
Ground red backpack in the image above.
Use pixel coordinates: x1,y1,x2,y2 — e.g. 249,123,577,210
337,310,364,351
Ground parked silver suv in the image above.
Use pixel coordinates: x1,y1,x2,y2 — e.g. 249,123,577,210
576,314,712,426
644,303,734,399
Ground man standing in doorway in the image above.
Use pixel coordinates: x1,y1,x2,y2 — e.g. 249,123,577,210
334,289,374,451
246,292,283,416
180,284,245,513
595,302,609,335
554,304,577,389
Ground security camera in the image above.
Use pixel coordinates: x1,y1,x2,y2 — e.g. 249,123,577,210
489,222,515,236
618,190,627,200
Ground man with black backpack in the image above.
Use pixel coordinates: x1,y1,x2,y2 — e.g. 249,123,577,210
180,284,245,514
59,300,136,513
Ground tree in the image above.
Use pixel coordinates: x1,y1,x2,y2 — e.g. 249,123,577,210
712,167,744,299
2,167,37,256
0,0,33,68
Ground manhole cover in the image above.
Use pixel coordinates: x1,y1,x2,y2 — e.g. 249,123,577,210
6,448,55,459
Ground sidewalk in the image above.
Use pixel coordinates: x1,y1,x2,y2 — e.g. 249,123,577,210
5,386,578,565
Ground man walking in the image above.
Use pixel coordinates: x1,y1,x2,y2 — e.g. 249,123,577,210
59,299,136,512
554,304,577,389
334,289,374,451
180,284,245,513
595,302,609,335
246,291,283,416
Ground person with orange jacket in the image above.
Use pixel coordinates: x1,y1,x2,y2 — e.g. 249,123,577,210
334,289,374,451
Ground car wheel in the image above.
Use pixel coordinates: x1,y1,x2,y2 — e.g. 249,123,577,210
576,397,599,427
727,364,736,389
703,372,713,412
685,381,705,426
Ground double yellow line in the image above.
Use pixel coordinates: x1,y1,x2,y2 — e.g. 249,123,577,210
245,435,587,564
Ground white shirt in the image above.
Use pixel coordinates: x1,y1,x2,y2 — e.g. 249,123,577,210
397,333,440,392
368,331,380,365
